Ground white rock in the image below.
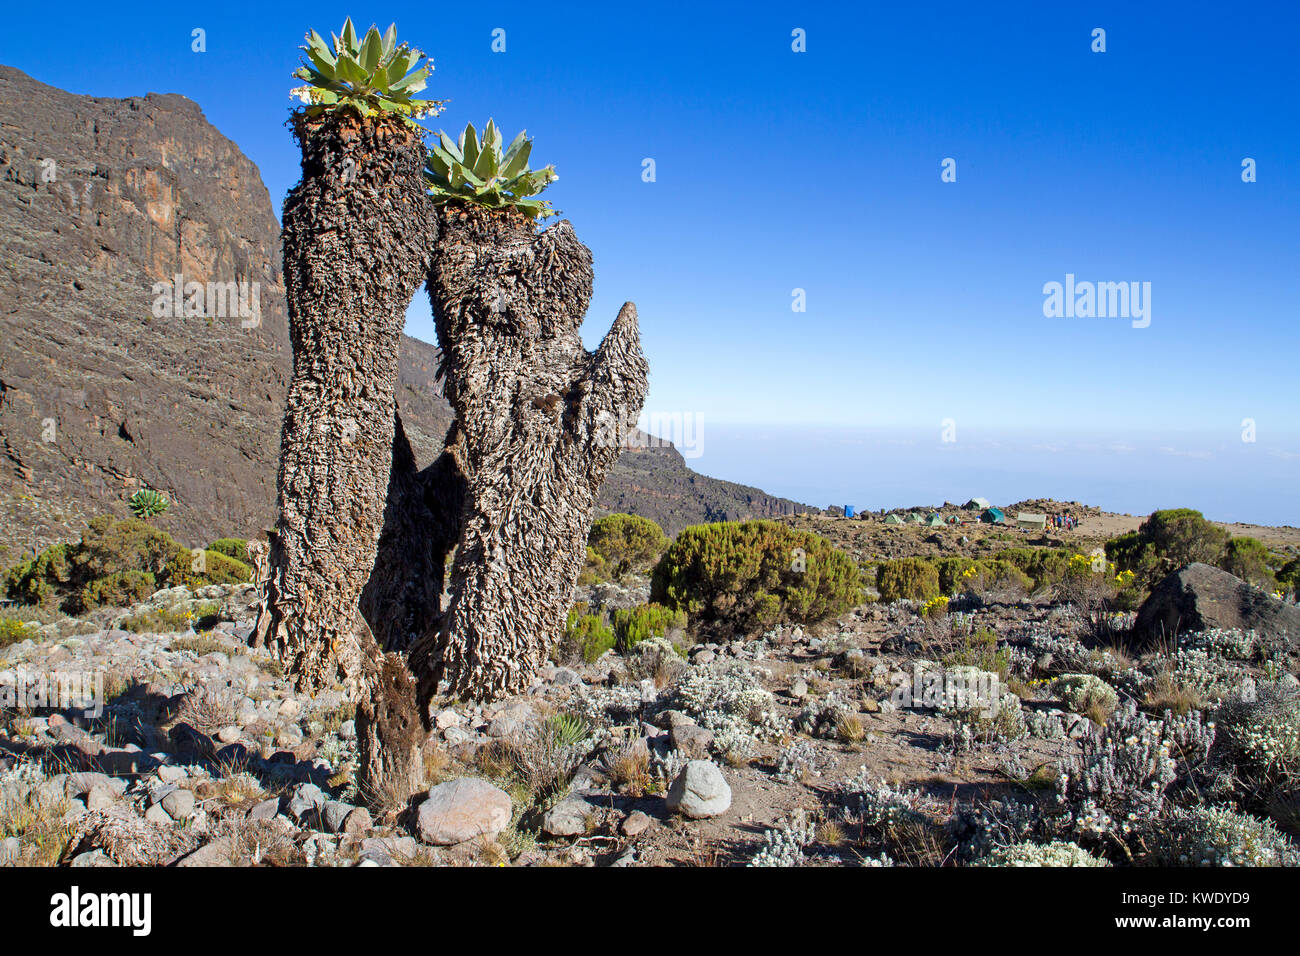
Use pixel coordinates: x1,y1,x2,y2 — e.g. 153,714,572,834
666,761,731,819
416,778,512,845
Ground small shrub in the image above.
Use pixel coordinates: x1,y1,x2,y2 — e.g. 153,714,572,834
959,560,1033,597
0,618,36,648
875,558,940,604
625,636,686,687
207,538,251,564
976,840,1110,867
1053,674,1120,721
942,628,1012,680
612,602,686,651
587,514,670,581
2,516,221,613
1058,704,1214,837
1218,537,1276,589
164,550,252,588
557,603,616,663
119,600,221,634
1108,509,1229,590
79,570,157,610
1214,680,1300,795
1143,806,1299,867
652,520,862,632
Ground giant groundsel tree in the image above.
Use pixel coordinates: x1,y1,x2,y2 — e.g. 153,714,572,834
258,19,440,806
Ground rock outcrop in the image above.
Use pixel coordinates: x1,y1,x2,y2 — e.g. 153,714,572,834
1135,562,1300,645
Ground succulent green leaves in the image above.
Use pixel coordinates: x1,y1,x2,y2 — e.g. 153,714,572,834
128,488,170,520
424,120,558,219
291,18,444,126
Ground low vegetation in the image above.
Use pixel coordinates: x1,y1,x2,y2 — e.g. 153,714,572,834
1,516,252,614
650,520,863,633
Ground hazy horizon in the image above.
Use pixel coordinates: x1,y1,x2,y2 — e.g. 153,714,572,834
631,422,1300,528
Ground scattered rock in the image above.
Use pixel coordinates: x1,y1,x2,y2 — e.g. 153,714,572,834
621,810,651,837
669,722,714,759
160,788,195,820
666,761,732,819
542,797,592,837
176,839,234,867
416,778,512,845
249,797,281,822
287,783,325,823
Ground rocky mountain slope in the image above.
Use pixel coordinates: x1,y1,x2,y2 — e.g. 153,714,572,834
0,66,806,558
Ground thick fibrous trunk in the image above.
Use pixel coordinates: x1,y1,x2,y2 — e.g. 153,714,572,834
412,206,648,703
354,645,425,817
258,113,433,698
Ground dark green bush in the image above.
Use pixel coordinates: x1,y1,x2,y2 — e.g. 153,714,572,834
991,547,1072,590
119,600,222,634
207,538,251,564
613,602,687,651
165,550,252,588
1278,558,1300,596
964,559,1033,595
651,520,863,631
80,570,157,610
1108,508,1228,589
935,557,976,594
3,543,73,608
1138,509,1230,567
1218,537,1277,589
2,516,249,614
560,603,616,662
75,515,187,582
586,514,670,581
875,557,941,603
1108,509,1281,593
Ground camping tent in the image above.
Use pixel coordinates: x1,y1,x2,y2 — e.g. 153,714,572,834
925,513,946,527
964,497,990,510
1016,512,1047,531
979,507,1005,524
906,512,925,524
883,513,905,525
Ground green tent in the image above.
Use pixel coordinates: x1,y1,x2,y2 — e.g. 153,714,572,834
964,497,990,510
883,513,905,525
980,507,1005,524
905,512,925,524
1016,512,1047,531
925,513,946,527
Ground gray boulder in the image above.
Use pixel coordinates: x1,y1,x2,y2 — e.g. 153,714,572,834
666,760,731,819
1135,562,1300,646
541,796,592,837
416,778,512,845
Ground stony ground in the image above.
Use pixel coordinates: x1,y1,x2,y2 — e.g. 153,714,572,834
1,561,1294,867
0,577,1080,868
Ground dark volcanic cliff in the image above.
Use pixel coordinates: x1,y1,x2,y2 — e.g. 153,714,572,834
0,66,806,558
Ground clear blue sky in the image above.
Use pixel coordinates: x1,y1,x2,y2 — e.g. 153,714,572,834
3,1,1297,518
